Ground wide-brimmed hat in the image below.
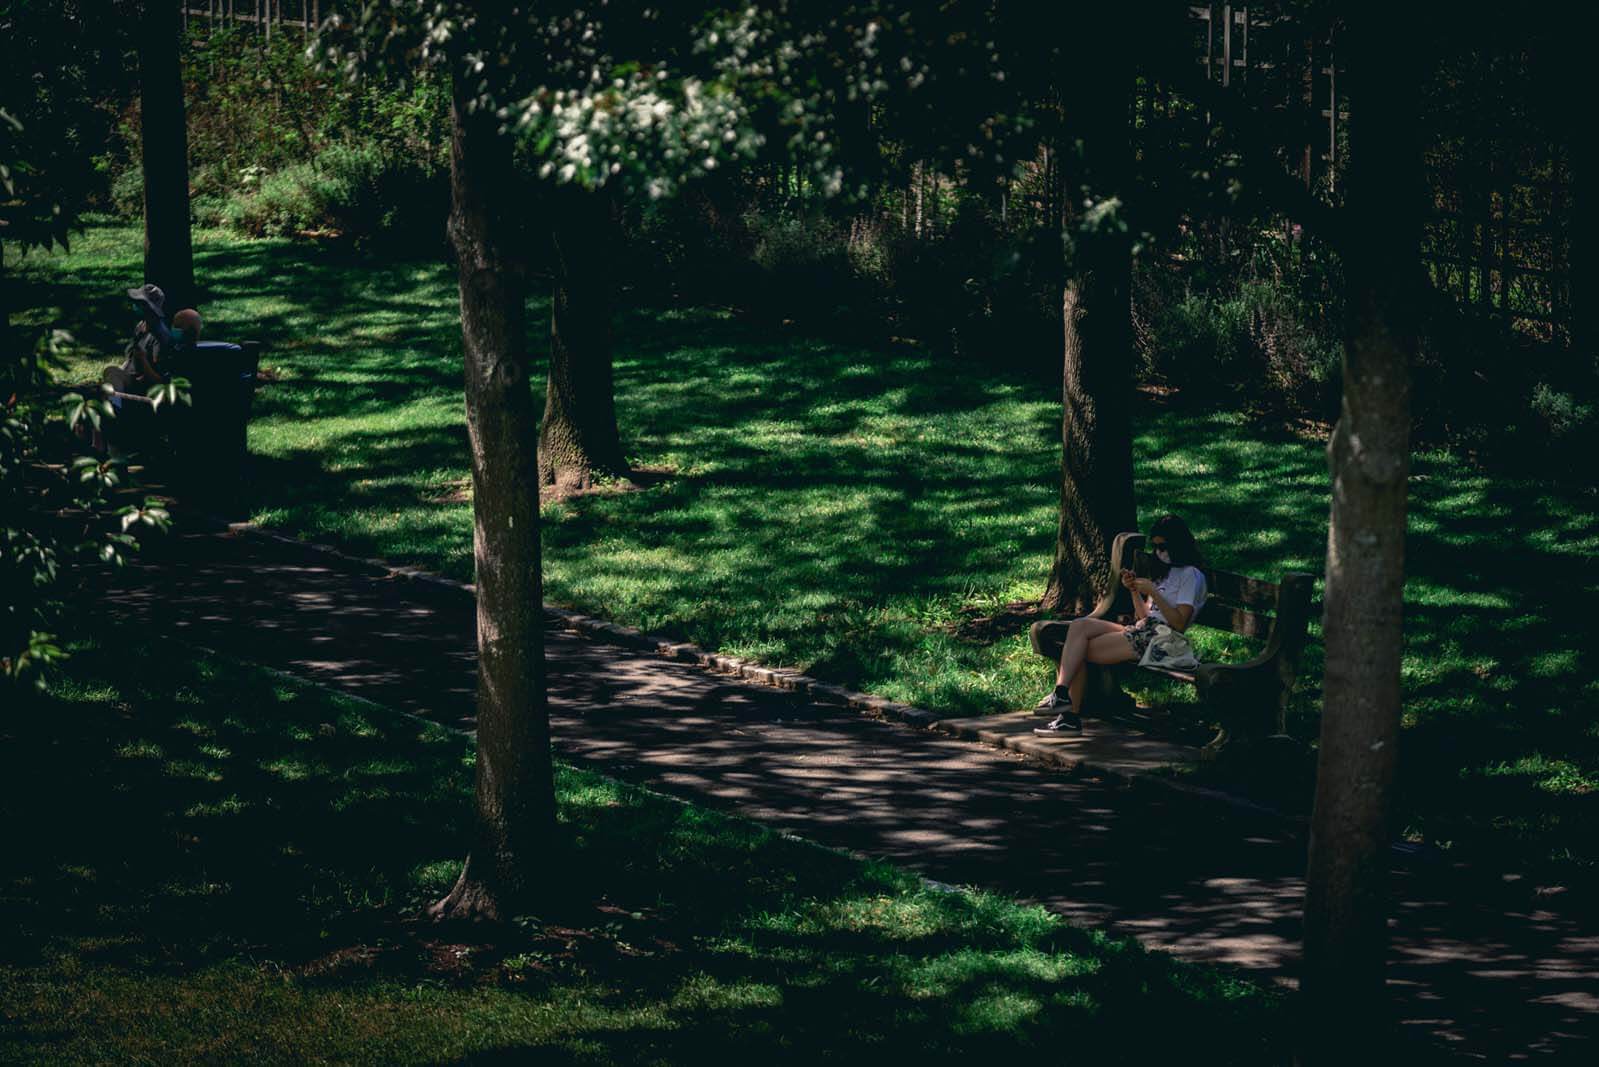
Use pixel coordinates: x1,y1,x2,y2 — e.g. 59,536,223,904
127,284,166,316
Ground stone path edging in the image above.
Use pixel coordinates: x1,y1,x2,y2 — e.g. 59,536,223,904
205,516,1301,825
180,634,969,902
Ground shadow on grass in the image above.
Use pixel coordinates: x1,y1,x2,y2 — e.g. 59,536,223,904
1137,415,1599,876
12,221,1599,885
0,638,1288,1064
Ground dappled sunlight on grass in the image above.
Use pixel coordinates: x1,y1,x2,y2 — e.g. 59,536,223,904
12,221,1598,881
0,636,1286,1063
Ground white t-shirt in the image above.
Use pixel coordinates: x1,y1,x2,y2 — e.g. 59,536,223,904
1147,565,1207,625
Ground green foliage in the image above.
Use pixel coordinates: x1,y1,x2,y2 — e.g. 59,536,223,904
17,220,1599,886
1529,382,1597,446
1,636,1287,1062
215,140,445,240
1136,231,1344,416
0,2,131,251
96,22,453,239
0,328,178,695
109,164,145,217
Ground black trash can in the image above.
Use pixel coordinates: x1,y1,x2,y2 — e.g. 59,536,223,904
170,340,261,502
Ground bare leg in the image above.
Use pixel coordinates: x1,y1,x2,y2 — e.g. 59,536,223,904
1072,631,1138,705
1056,618,1125,688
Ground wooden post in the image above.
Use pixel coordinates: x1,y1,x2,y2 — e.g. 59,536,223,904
1303,36,1315,189
1222,3,1232,89
1042,143,1052,233
1499,128,1512,314
1239,6,1248,87
1481,154,1494,309
1326,27,1337,192
901,166,910,232
913,160,924,238
1205,3,1214,82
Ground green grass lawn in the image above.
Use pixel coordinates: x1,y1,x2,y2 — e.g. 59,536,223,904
0,636,1286,1064
11,222,1598,885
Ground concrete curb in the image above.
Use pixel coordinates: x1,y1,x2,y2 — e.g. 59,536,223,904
199,516,1300,825
927,715,1306,825
202,517,949,728
174,637,971,903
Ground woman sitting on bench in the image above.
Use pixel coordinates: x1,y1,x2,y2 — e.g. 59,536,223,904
1033,514,1209,736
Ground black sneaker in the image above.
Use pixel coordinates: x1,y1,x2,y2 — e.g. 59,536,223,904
1033,710,1082,735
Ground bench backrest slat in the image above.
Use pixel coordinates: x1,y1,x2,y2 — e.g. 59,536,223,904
1194,602,1275,639
1203,569,1282,612
1131,548,1289,640
1132,550,1278,602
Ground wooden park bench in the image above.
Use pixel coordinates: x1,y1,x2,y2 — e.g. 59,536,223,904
1028,531,1314,754
93,341,264,492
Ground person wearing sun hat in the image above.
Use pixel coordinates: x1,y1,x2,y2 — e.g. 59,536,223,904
122,283,176,386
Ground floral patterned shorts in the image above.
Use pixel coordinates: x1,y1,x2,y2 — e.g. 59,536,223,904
1123,618,1159,657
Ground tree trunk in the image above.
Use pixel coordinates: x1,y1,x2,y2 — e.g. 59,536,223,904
538,186,629,490
1300,10,1420,1060
1041,62,1136,615
140,0,195,309
430,74,558,924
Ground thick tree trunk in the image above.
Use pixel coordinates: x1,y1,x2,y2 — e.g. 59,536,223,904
431,75,557,924
1300,10,1419,1060
538,186,628,490
1041,62,1136,616
139,0,195,309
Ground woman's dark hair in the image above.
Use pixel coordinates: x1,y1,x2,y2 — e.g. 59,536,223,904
1149,514,1205,570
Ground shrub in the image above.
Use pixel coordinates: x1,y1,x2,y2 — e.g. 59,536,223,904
222,161,321,237
1238,279,1342,413
189,193,228,229
1143,286,1253,399
1530,382,1597,447
1135,253,1342,416
110,166,143,218
746,210,855,317
218,141,446,240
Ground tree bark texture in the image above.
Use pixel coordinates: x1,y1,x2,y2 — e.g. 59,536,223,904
432,76,557,924
1300,9,1420,1059
139,0,195,309
1041,56,1136,616
538,186,628,489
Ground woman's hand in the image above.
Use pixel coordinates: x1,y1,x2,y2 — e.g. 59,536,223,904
1119,567,1137,590
1132,578,1155,597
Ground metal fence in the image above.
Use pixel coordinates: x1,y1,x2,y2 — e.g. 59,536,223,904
183,2,320,40
1189,4,1573,347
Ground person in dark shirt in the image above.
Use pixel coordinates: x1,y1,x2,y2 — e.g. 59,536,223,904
122,283,174,386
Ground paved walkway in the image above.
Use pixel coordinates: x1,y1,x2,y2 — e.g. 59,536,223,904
102,524,1599,1062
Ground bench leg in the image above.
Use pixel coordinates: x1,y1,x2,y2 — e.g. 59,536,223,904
1081,663,1135,718
1195,671,1283,759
